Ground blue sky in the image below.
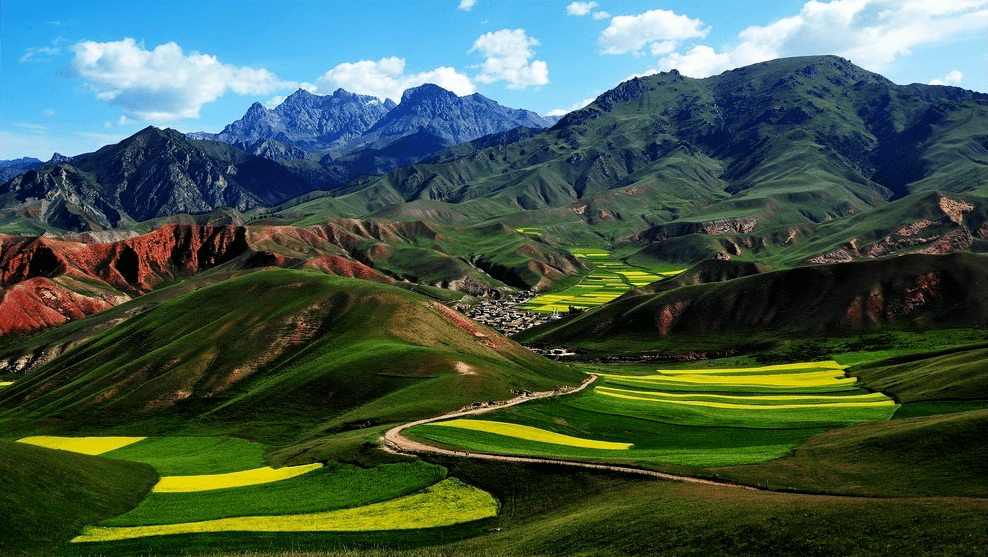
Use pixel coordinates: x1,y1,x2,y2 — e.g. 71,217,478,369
3,0,986,160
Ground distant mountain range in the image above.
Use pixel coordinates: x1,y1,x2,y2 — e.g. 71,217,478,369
191,84,557,163
2,56,985,268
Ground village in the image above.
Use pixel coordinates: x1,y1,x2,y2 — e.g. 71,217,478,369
456,292,577,357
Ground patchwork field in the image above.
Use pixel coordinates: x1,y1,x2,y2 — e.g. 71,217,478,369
14,435,497,549
409,360,899,467
520,249,683,312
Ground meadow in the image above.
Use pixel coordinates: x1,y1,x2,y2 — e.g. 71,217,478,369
519,249,682,312
408,360,899,467
13,435,499,552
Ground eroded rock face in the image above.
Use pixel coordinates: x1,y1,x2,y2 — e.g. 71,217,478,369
0,225,250,335
808,194,986,263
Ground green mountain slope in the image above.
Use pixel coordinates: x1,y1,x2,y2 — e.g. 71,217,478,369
0,440,157,556
516,253,988,354
309,56,985,247
0,269,582,444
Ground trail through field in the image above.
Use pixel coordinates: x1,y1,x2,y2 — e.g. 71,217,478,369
381,375,756,490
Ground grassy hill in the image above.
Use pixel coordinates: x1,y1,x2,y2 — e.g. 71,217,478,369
0,440,157,556
0,269,581,451
282,56,988,256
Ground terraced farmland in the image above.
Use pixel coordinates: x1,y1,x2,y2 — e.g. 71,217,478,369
14,436,496,548
520,249,683,312
409,360,899,467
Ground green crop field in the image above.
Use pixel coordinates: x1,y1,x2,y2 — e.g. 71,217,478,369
519,250,683,312
73,478,498,543
17,435,497,553
409,360,898,467
101,437,269,475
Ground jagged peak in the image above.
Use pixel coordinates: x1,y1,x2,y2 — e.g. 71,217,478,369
400,83,458,104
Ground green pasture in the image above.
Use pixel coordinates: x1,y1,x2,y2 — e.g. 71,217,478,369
19,435,497,553
519,249,683,312
102,461,446,526
102,437,268,475
410,361,898,468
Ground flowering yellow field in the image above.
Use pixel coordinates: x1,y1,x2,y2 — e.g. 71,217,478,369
595,386,890,404
595,389,896,409
17,436,146,455
72,478,497,543
599,370,857,389
430,419,632,449
153,464,323,493
656,361,847,375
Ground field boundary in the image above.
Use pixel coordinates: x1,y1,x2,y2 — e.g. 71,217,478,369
381,375,756,491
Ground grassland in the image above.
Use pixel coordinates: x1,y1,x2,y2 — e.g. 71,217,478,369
0,440,157,556
26,435,497,555
72,479,498,543
409,361,898,468
102,461,446,526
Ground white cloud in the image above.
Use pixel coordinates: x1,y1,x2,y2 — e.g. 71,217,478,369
20,46,61,63
458,0,477,11
315,57,475,101
43,109,56,117
67,38,293,122
599,9,708,55
567,2,597,16
930,70,965,85
593,11,611,19
470,29,549,89
658,0,988,78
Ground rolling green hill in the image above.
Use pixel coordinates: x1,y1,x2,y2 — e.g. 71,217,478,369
0,440,158,556
282,56,987,257
0,269,581,450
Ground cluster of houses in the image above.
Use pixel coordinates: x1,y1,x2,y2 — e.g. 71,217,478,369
458,291,560,337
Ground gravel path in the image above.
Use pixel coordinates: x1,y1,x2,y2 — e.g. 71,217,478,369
381,374,756,491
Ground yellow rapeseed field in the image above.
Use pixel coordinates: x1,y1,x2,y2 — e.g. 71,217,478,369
431,419,632,449
153,463,323,493
656,361,847,375
595,386,890,403
599,370,857,389
17,436,146,455
72,478,497,543
595,389,896,409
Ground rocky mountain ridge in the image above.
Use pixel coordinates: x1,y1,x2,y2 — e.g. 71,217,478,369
194,84,557,159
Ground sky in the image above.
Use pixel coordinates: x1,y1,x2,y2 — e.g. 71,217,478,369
3,0,986,160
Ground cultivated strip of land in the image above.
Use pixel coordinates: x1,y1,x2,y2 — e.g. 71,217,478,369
381,374,756,490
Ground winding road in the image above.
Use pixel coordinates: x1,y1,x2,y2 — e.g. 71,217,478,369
381,374,756,491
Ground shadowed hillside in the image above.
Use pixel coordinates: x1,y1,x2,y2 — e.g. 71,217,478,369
516,253,988,352
0,269,582,444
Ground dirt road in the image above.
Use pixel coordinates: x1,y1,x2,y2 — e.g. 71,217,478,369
381,374,756,490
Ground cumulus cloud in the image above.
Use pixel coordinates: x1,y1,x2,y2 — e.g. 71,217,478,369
67,38,292,122
930,70,964,86
599,9,708,55
567,2,597,16
458,0,477,11
658,0,988,78
315,57,475,101
470,29,549,89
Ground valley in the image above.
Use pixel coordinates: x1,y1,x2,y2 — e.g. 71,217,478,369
1,54,986,557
